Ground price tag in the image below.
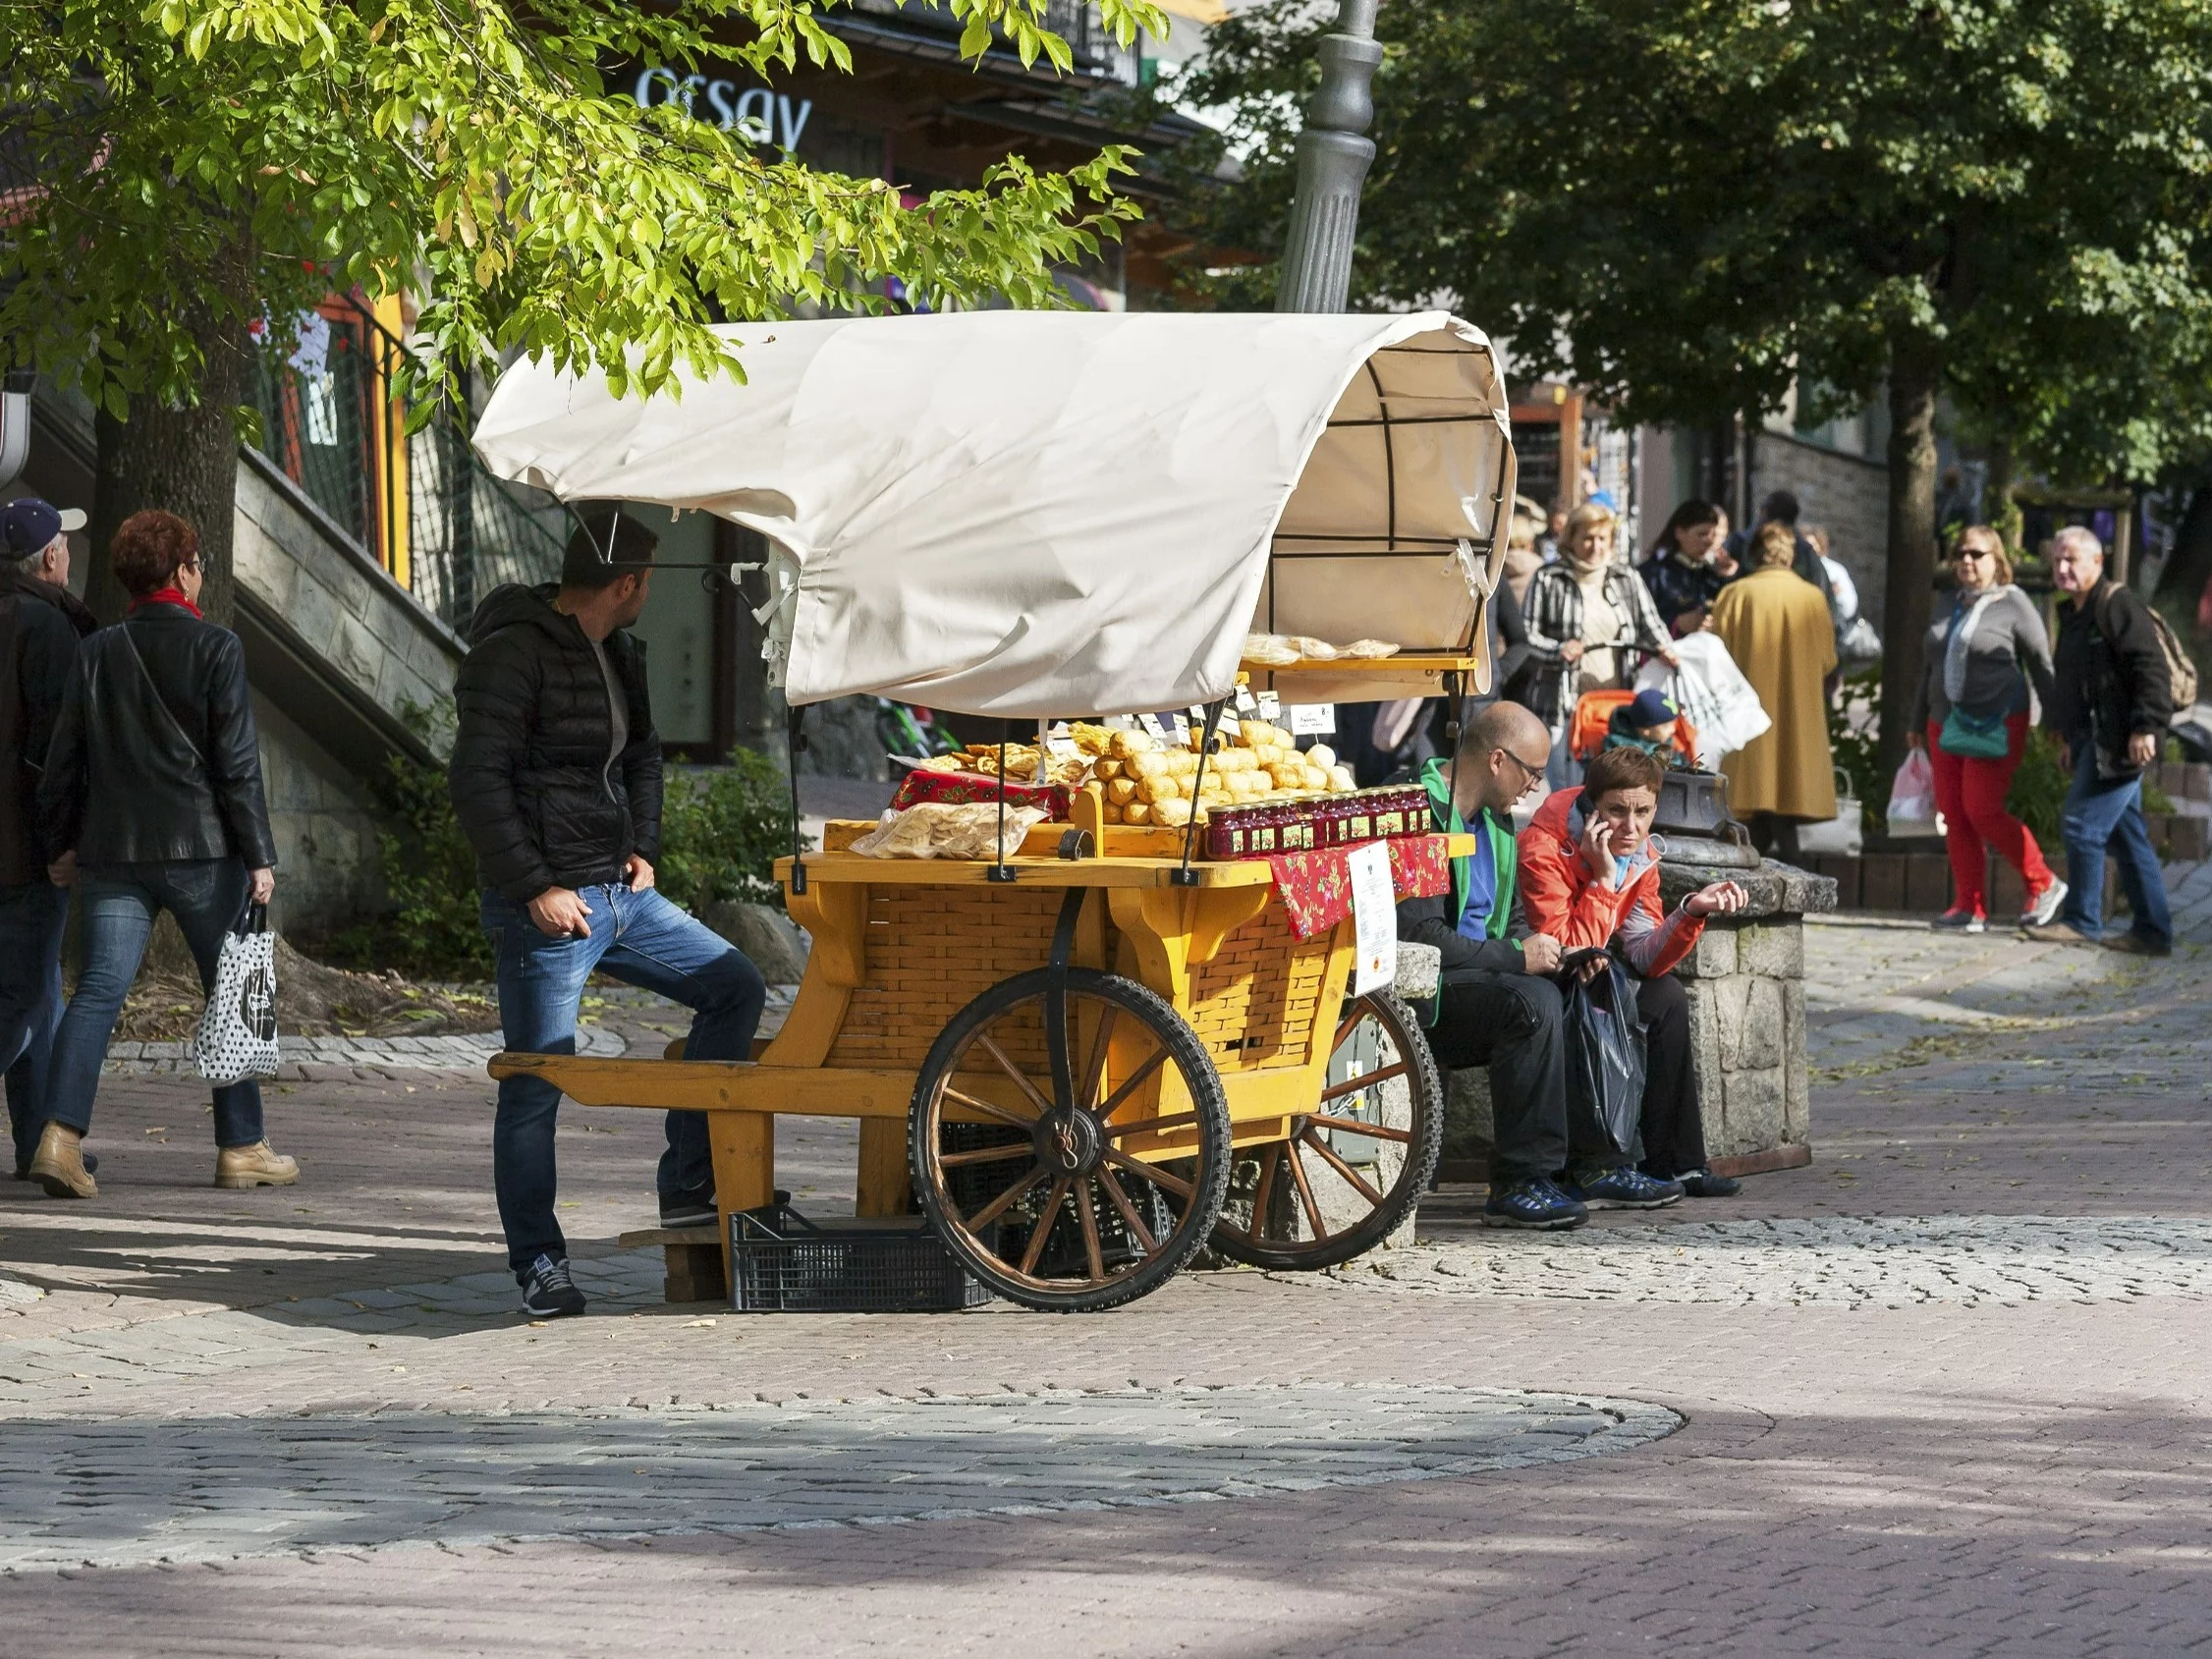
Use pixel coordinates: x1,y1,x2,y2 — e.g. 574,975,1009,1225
1046,737,1079,759
1288,703,1337,736
1142,711,1177,742
1234,685,1259,715
1255,691,1281,721
1347,842,1397,997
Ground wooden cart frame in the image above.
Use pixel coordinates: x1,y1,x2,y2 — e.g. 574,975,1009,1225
493,794,1464,1311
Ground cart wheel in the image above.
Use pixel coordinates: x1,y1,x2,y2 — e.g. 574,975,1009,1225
1209,988,1442,1271
911,968,1232,1313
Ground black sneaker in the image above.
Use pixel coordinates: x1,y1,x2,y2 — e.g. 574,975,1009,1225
518,1252,585,1318
1562,1167,1685,1209
1481,1177,1588,1230
658,1186,718,1229
1675,1167,1742,1198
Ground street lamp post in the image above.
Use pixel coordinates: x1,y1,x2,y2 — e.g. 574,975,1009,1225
1274,0,1382,314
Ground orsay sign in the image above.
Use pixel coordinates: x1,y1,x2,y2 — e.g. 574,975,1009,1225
627,65,813,151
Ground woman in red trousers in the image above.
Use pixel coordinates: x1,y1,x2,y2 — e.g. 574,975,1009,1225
1908,525,2065,931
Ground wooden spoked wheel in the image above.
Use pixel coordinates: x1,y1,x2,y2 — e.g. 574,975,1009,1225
910,968,1233,1312
1209,989,1443,1271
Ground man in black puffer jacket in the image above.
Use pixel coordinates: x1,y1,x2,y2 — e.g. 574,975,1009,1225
451,511,767,1319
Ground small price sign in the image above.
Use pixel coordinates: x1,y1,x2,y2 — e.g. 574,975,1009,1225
1288,703,1337,736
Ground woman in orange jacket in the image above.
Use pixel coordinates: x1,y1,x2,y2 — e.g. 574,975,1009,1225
1519,746,1750,1197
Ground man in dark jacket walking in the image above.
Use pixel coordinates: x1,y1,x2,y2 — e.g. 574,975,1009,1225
0,498,97,1180
450,510,767,1318
2024,525,2174,954
1394,700,1686,1230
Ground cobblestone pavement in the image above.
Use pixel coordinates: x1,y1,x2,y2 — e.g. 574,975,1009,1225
0,1386,1675,1572
4,884,2212,1653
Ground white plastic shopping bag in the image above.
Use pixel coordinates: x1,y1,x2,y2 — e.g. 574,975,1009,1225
195,904,280,1084
1635,632,1770,767
1885,750,1942,841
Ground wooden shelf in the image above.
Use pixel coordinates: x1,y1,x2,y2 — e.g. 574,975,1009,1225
1241,653,1482,677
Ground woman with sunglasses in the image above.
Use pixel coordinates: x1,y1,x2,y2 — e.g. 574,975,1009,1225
1908,525,2064,932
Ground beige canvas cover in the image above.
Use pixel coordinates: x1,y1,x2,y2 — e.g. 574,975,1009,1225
472,308,1514,717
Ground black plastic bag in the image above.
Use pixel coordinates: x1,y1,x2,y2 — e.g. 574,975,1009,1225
1565,959,1648,1159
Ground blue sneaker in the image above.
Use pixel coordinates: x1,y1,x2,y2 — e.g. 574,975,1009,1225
1564,1167,1685,1210
1481,1177,1588,1230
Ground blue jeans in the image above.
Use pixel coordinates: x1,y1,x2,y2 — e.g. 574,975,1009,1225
46,859,265,1146
483,883,767,1273
0,882,69,1171
2058,747,2173,946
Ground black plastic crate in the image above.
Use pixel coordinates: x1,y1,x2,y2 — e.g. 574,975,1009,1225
728,1200,991,1313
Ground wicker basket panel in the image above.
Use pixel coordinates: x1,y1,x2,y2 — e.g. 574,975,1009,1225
825,884,1071,1071
1186,897,1332,1068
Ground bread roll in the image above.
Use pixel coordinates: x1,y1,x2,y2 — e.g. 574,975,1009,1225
1328,764,1355,792
1305,744,1336,770
1107,777,1139,806
1154,798,1193,827
1109,730,1156,759
1125,800,1152,825
1103,801,1125,823
1093,757,1124,781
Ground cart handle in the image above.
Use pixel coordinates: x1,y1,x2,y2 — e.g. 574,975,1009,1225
1171,697,1230,888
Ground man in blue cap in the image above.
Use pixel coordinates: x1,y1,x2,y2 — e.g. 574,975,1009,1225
1,497,98,1180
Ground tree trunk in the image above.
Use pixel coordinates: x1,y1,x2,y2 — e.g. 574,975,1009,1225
86,236,254,627
1876,336,1943,786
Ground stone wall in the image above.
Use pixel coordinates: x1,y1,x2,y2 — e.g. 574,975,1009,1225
1748,431,1891,629
252,695,385,933
233,454,464,750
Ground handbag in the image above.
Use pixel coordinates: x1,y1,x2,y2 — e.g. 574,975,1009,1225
1836,613,1882,669
1796,769,1863,857
195,903,280,1084
1938,705,2010,759
1564,959,1648,1159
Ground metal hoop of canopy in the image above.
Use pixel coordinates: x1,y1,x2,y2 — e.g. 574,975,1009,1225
471,308,1517,717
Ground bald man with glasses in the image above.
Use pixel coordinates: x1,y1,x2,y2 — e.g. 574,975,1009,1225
1398,701,1680,1229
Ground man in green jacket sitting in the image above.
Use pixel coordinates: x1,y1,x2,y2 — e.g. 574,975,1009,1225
1394,700,1683,1228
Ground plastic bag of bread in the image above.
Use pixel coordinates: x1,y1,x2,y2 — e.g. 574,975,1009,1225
851,802,1048,860
1243,633,1300,667
1336,638,1401,659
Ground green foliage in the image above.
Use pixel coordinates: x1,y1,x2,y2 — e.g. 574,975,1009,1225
2,0,1165,418
1178,0,2212,483
333,743,496,979
2003,727,2074,851
655,751,807,913
1827,669,1887,831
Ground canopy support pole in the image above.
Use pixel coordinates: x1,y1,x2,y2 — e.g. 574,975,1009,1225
784,705,808,895
1171,698,1230,887
987,723,1019,883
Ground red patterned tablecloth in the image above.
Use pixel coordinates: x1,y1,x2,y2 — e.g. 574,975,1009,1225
889,769,1073,819
1264,835,1452,940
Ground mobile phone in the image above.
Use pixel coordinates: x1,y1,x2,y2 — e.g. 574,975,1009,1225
1558,947,1609,974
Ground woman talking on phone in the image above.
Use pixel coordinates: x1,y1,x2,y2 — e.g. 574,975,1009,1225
1519,746,1750,1198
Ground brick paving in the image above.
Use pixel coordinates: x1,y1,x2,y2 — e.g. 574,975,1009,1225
3,883,2212,1654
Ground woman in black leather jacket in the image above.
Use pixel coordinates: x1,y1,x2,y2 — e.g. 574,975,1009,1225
28,510,296,1200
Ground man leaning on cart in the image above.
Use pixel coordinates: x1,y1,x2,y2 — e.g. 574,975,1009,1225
1397,703,1703,1230
449,511,769,1318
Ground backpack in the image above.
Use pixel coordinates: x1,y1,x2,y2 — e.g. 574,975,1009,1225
2097,584,2198,712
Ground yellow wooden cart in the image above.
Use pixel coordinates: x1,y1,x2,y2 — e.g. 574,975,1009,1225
471,307,1519,1311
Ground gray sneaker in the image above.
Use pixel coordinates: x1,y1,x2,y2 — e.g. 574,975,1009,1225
2020,878,2069,928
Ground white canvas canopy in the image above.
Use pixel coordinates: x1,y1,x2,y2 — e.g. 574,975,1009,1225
472,308,1515,718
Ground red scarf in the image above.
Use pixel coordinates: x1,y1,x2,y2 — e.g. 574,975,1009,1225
131,586,201,619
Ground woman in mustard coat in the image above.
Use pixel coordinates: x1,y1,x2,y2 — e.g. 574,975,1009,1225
1709,522,1838,858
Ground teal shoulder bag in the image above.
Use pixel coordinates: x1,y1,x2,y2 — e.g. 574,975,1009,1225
1938,705,2010,759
